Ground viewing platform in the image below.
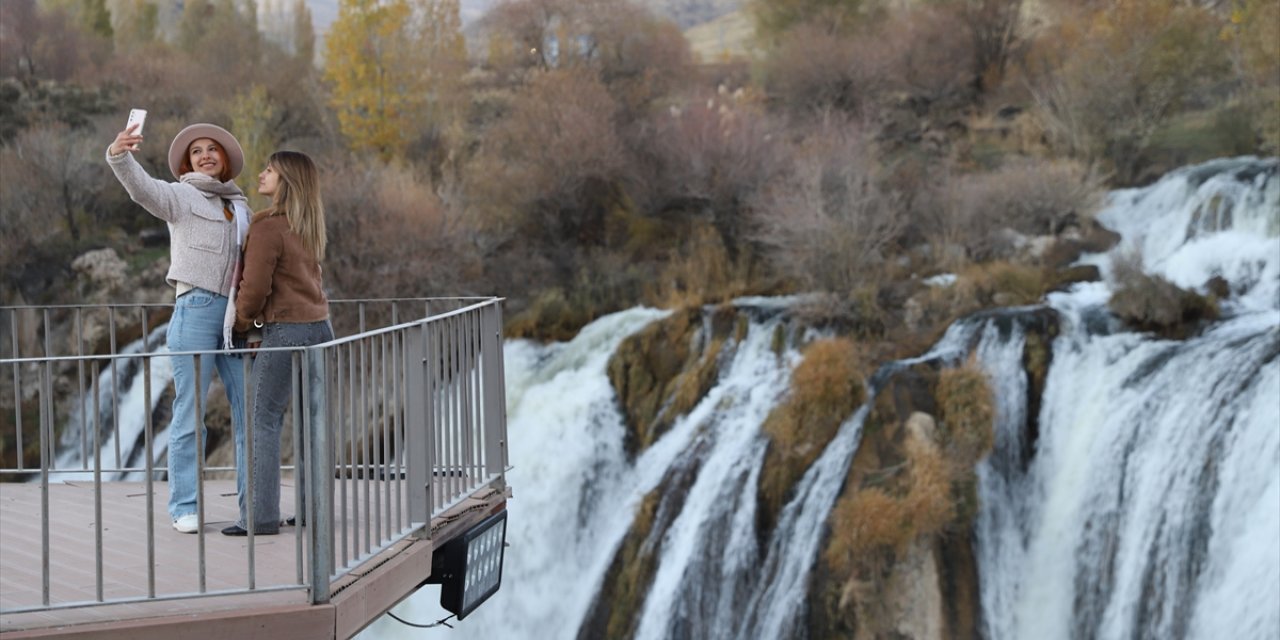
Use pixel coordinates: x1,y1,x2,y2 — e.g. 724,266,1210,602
0,299,511,639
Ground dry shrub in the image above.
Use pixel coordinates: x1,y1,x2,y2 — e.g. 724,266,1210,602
902,439,954,536
904,261,1049,339
633,90,784,259
791,287,887,339
876,5,977,104
937,363,995,466
466,67,624,268
508,249,656,341
751,0,888,40
505,288,596,342
649,224,752,309
1107,252,1219,339
751,119,904,296
484,0,693,116
0,0,110,84
1024,0,1230,183
762,4,975,117
970,261,1049,306
784,338,866,443
827,488,905,569
0,122,111,293
761,22,895,116
825,437,954,572
759,338,865,531
324,157,481,306
940,158,1104,261
957,0,1027,92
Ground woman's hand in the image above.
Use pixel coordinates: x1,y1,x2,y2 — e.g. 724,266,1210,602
108,123,143,156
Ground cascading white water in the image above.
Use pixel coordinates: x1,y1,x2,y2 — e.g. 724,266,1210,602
362,157,1278,640
362,307,676,639
975,157,1280,640
361,299,822,639
52,325,173,481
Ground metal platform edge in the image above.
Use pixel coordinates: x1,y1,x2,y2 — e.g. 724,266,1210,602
0,489,510,640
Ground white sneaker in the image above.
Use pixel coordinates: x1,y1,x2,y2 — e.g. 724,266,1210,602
172,514,199,534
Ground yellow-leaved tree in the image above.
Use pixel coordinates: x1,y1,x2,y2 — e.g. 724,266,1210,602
229,85,280,202
323,0,466,160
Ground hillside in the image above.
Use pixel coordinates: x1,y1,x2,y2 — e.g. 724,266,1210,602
684,9,756,62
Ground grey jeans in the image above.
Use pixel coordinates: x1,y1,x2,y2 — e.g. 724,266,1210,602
239,319,333,533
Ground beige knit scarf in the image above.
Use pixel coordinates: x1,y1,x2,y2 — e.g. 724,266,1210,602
180,173,251,350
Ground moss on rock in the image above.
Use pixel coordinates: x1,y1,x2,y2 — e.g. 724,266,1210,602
607,305,737,459
756,337,866,538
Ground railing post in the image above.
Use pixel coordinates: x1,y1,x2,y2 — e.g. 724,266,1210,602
482,302,507,485
305,347,332,604
404,324,431,535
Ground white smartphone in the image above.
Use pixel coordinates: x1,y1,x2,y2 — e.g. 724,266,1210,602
126,108,146,136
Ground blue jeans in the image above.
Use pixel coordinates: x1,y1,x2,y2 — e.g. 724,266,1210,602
239,320,333,533
166,289,248,520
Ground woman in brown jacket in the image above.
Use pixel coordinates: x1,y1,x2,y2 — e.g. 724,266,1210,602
223,151,331,536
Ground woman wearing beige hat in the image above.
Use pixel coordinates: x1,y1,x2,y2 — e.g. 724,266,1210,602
107,121,251,535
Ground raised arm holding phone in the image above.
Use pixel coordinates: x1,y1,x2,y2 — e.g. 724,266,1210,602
106,117,252,535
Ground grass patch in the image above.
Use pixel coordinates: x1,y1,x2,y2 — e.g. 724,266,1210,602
1143,105,1259,173
824,438,954,573
937,363,996,467
758,338,865,534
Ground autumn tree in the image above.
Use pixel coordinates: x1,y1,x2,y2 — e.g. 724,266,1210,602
176,0,263,82
229,85,280,199
323,157,482,301
291,0,316,66
929,0,1024,91
483,0,693,118
1226,0,1280,152
324,0,467,160
111,0,160,51
0,0,107,83
43,0,114,41
750,120,904,294
1026,0,1230,183
633,90,784,259
750,0,888,41
466,68,624,279
761,5,973,118
1,123,107,243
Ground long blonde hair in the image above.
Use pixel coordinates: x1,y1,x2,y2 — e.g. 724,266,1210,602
267,150,326,261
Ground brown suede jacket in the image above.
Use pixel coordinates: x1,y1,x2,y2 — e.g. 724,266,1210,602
234,211,328,333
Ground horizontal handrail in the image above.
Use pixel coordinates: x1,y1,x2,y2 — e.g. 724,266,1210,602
0,297,509,614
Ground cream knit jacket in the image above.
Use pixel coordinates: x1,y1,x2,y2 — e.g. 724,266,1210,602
105,148,249,297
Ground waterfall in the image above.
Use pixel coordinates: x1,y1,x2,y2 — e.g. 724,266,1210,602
52,325,173,481
975,157,1280,640
362,300,815,639
363,157,1278,640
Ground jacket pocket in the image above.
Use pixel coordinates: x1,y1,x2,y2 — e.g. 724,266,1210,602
184,213,227,255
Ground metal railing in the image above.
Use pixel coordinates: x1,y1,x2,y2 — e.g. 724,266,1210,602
0,297,508,612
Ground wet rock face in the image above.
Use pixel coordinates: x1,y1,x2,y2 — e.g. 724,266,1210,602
806,308,1060,639
806,356,994,639
607,305,735,459
591,303,1059,640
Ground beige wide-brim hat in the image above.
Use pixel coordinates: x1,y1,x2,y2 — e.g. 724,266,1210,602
167,123,245,180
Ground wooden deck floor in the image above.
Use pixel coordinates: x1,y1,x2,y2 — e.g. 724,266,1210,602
0,476,505,639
